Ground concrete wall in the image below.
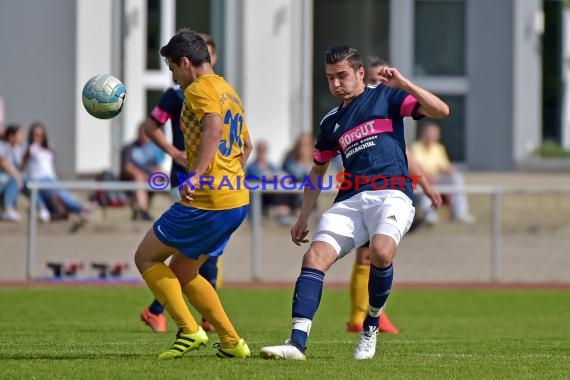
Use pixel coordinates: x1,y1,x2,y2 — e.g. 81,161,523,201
239,0,302,164
0,0,77,177
562,9,570,149
466,0,514,170
75,0,115,174
512,0,542,165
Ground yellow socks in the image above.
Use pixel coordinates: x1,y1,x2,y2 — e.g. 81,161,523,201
349,263,370,326
142,263,199,334
183,274,239,348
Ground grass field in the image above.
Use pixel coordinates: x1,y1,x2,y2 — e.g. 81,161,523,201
0,286,569,379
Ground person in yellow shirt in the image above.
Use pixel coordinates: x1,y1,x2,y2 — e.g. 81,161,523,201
134,29,253,360
411,122,474,224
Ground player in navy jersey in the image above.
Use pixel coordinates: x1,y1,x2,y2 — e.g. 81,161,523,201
139,33,220,334
345,56,442,335
261,45,449,360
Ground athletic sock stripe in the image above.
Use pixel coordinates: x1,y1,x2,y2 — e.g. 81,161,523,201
299,274,324,282
217,349,235,358
370,266,393,278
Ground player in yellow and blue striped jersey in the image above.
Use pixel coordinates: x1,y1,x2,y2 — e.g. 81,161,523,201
134,30,253,360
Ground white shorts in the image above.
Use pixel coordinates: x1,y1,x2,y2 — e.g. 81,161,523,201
313,190,415,258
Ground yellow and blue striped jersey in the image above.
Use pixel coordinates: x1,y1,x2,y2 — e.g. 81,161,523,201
180,73,250,210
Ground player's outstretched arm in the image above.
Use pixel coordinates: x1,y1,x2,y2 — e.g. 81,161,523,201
193,113,224,177
143,119,187,169
378,67,449,119
291,163,329,245
240,134,253,169
179,113,223,203
406,148,442,209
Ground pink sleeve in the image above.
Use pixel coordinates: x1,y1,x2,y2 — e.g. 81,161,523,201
314,148,339,164
400,95,420,117
150,106,170,125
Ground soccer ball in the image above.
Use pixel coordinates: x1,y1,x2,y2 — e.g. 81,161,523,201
82,74,126,119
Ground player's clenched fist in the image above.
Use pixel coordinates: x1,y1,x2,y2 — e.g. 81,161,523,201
291,220,309,246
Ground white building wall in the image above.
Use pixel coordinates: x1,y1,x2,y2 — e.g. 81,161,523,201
241,0,298,164
563,9,570,149
512,0,543,162
123,0,147,143
75,0,114,173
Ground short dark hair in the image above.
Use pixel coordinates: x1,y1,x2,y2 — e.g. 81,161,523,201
3,124,20,141
324,45,363,71
199,33,216,51
365,56,389,69
160,29,210,66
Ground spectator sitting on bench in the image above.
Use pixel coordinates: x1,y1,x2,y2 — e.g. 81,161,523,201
120,123,163,221
1,124,51,222
245,140,297,226
22,122,92,221
411,122,475,224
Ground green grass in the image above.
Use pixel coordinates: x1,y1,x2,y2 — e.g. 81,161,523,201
535,140,570,158
0,287,569,379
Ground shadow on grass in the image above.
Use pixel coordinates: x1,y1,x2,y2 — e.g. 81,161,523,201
0,353,149,360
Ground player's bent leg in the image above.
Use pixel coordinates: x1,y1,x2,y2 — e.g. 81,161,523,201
353,233,398,360
368,233,397,268
301,240,339,271
181,273,244,352
347,245,400,334
157,254,209,360
134,229,205,359
140,252,184,334
261,241,338,360
172,254,247,357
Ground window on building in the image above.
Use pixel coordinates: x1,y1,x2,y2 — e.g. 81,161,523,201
175,0,211,32
414,0,466,76
313,0,390,132
146,0,161,71
176,0,225,76
542,0,563,143
145,89,163,117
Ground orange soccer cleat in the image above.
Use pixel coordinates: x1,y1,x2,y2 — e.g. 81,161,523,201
140,308,167,333
346,313,400,334
378,313,400,334
201,318,216,332
346,322,363,333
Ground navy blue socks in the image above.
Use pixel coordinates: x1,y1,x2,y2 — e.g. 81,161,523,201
363,263,393,330
290,268,325,351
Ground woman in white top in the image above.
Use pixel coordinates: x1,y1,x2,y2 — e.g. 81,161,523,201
1,125,50,222
23,122,90,220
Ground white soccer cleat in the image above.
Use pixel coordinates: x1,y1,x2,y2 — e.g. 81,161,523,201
353,326,379,360
260,340,306,360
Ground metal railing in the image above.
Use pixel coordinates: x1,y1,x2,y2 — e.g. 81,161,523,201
25,181,570,282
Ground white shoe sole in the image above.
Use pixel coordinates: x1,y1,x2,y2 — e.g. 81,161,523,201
260,347,306,360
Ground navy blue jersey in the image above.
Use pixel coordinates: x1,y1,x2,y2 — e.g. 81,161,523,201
149,87,188,188
314,84,422,203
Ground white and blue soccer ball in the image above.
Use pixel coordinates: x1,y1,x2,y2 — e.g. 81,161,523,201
82,74,126,119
